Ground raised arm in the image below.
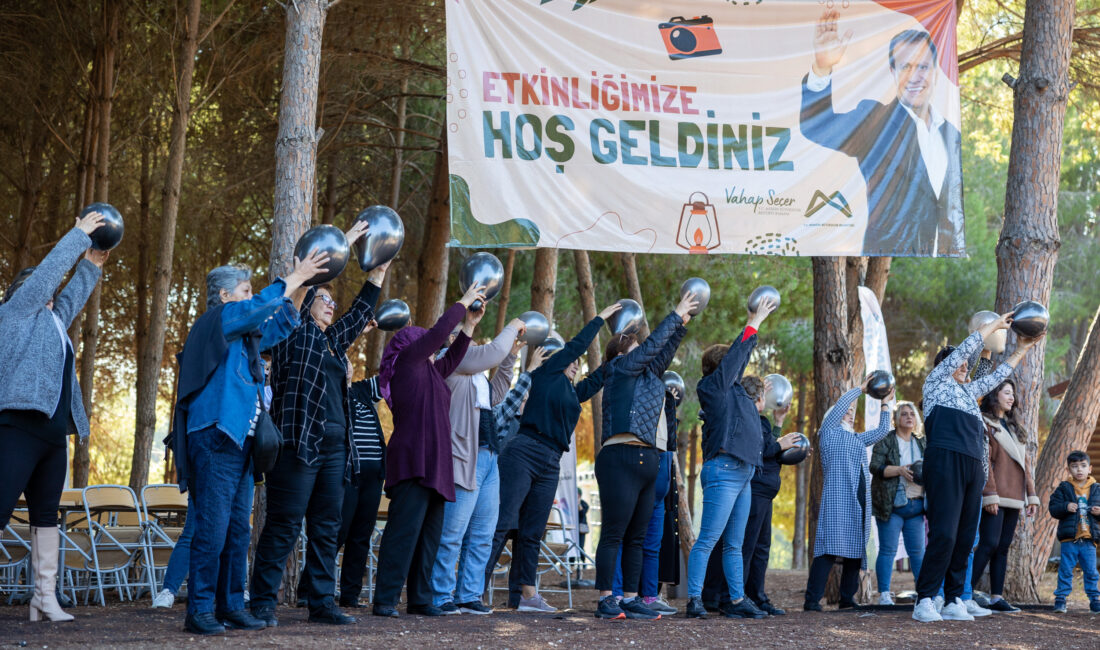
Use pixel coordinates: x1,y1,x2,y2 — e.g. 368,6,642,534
541,316,604,376
926,330,985,387
857,403,892,446
456,324,519,375
575,364,609,403
327,278,382,352
820,387,862,438
401,302,468,362
489,349,518,405
435,331,472,379
714,331,757,390
52,258,102,328
494,372,532,430
223,279,299,342
4,228,93,316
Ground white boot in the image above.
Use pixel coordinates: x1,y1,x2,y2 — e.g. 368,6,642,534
29,526,74,622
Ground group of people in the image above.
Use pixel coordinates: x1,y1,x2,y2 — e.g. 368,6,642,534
2,217,1099,635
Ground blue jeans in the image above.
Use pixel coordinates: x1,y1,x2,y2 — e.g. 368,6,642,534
185,427,254,616
875,497,926,593
162,495,195,594
687,454,754,600
1054,540,1100,599
612,451,672,597
432,448,500,606
938,503,979,601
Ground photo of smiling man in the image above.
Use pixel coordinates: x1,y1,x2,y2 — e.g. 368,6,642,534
799,9,963,257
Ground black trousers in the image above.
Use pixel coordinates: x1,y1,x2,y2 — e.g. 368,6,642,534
805,554,861,604
594,444,660,593
373,478,445,608
250,429,346,611
0,426,67,528
915,447,984,601
971,506,1020,596
702,539,730,606
485,434,561,591
742,493,775,605
296,459,384,602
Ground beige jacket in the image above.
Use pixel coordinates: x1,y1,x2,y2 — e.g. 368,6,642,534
981,415,1039,510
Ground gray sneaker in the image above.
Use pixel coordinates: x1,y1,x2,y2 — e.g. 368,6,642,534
644,597,678,615
517,593,557,613
152,588,175,609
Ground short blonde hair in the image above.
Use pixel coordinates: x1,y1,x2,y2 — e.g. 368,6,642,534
894,401,924,438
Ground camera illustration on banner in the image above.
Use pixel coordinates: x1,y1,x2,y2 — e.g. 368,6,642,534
659,16,723,60
676,192,721,254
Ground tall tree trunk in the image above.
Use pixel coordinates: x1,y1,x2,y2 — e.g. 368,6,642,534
687,424,699,518
415,123,450,324
673,454,695,566
262,0,337,605
77,0,120,486
1024,304,1100,598
530,248,558,320
997,0,1073,602
495,249,516,334
14,117,47,271
792,375,809,569
617,252,649,337
130,0,202,491
320,163,336,225
572,249,602,452
846,257,868,388
865,257,892,305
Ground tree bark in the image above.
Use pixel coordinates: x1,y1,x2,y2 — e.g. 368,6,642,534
997,0,1073,602
572,249,602,452
687,424,699,518
130,0,202,492
618,252,649,337
792,375,809,570
865,257,892,305
414,121,451,325
673,454,696,566
495,249,516,334
530,248,558,320
77,0,120,487
1024,304,1100,599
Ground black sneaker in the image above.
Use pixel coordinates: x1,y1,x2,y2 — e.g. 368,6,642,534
407,604,446,616
838,600,861,611
457,601,492,615
218,609,266,630
184,612,226,635
438,601,460,616
251,605,278,628
296,596,308,608
720,599,767,619
803,600,823,612
338,594,364,608
595,595,626,620
308,604,355,625
1053,598,1067,614
1090,598,1100,614
685,596,708,619
758,601,785,616
620,598,661,620
702,599,721,612
372,604,399,617
988,599,1021,613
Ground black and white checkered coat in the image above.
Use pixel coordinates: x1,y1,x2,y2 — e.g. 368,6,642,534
271,281,380,479
813,387,892,566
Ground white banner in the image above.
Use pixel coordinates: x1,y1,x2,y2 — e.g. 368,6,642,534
860,284,894,560
446,1,963,257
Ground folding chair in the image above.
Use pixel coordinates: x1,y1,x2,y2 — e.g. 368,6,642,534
59,529,97,605
81,485,154,605
0,524,32,604
139,484,187,593
486,539,514,606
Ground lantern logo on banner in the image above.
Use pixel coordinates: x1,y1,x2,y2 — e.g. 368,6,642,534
676,192,721,254
658,16,723,60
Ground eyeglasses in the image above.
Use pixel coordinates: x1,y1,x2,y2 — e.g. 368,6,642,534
318,294,338,309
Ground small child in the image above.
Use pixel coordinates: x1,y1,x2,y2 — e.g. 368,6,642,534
1048,450,1100,613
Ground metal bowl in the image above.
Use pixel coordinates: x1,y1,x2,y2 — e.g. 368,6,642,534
353,205,405,271
1010,300,1049,338
375,299,411,331
293,225,350,286
606,298,645,335
679,277,711,316
81,202,125,251
458,252,504,311
540,330,565,355
662,370,686,398
518,311,550,347
747,285,781,314
764,373,793,410
866,370,896,400
910,460,924,486
778,433,810,465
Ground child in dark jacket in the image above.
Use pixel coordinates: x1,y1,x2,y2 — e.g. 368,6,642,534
1048,450,1100,613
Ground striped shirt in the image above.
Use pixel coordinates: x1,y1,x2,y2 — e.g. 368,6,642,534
350,376,385,463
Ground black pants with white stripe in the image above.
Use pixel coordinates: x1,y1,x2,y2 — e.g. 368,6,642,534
916,447,984,602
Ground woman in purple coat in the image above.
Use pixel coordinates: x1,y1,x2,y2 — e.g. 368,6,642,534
371,282,487,617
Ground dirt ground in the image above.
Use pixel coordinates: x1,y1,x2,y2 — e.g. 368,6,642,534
2,570,1097,649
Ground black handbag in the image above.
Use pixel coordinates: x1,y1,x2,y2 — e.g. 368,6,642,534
252,410,283,475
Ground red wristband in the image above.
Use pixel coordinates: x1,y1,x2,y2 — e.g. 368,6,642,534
742,326,757,341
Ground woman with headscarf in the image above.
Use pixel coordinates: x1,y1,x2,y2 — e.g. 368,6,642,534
370,282,487,618
0,211,109,623
803,376,895,612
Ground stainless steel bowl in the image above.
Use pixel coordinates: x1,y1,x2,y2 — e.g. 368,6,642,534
1010,300,1049,338
747,285,781,314
517,311,550,347
764,374,793,410
607,299,645,335
375,299,411,331
293,225,350,286
679,277,711,316
353,205,405,271
458,252,504,311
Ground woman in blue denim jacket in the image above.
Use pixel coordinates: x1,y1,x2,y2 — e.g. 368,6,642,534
170,253,327,636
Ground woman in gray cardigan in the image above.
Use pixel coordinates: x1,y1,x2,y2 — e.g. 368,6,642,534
0,211,109,622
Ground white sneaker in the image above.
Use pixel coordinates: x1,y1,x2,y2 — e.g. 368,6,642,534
912,598,942,622
933,595,945,612
152,588,175,609
941,597,975,621
964,598,992,617
878,592,895,606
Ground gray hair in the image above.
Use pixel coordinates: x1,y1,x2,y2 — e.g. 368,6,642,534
206,264,252,310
